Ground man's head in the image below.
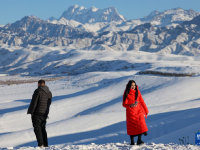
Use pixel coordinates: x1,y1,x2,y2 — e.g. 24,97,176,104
38,79,45,87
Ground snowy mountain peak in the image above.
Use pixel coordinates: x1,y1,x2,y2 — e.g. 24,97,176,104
17,16,44,25
90,6,98,12
108,6,116,11
59,5,126,24
48,16,57,22
67,4,81,11
79,6,86,11
148,10,159,17
163,7,185,15
72,4,79,9
22,15,39,20
65,4,86,13
142,8,200,26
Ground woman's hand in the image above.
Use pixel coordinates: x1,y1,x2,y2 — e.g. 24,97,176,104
130,103,137,108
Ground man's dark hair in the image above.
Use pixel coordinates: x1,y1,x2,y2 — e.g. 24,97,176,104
38,79,45,85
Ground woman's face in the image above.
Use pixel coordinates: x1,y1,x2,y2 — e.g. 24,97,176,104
131,82,136,90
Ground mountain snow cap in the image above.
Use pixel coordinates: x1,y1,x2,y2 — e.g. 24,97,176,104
90,6,98,12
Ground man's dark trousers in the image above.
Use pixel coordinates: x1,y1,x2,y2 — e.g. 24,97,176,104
32,115,48,146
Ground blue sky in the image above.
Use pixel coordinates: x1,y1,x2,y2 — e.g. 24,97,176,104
0,0,199,25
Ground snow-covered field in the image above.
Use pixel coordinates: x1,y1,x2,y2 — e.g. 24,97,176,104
0,46,200,149
1,143,200,150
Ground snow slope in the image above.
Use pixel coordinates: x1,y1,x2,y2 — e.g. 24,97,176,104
0,46,200,149
0,44,200,76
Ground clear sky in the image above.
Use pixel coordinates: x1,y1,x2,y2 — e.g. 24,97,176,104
0,0,200,25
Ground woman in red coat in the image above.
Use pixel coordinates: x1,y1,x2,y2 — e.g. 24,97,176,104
122,80,149,145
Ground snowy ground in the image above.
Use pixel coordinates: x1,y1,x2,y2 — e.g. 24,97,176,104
1,143,200,150
0,46,200,149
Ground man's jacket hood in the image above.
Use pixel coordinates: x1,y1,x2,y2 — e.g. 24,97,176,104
39,85,50,93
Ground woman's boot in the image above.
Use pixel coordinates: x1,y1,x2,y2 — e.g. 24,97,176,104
130,135,135,145
137,134,144,145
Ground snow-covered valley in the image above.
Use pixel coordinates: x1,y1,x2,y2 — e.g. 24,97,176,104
0,46,200,149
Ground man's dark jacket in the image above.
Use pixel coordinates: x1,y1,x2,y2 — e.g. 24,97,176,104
27,85,52,117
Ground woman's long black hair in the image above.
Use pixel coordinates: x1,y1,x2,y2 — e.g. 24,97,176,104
123,80,138,101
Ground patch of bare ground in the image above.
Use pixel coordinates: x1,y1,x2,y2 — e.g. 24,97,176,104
139,71,195,77
0,76,67,85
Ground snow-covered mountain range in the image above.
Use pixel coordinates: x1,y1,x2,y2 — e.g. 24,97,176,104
0,5,200,56
48,6,200,31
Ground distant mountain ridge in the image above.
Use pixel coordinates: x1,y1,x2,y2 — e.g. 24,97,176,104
47,6,200,33
0,5,200,56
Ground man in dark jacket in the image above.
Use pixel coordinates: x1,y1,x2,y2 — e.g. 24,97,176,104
27,80,52,147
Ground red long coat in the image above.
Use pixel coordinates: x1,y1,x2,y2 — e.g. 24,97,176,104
122,86,149,135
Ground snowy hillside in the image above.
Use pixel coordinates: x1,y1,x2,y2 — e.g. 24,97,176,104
0,44,200,76
0,46,200,149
